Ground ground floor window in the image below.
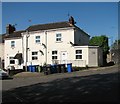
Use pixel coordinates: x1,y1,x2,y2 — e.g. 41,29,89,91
10,60,15,64
32,51,38,60
9,57,15,64
52,50,58,60
75,50,82,59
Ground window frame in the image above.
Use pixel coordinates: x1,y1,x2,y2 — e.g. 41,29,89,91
32,51,38,60
9,57,15,64
56,33,62,42
35,36,40,44
10,60,15,64
75,50,82,59
52,50,58,60
11,41,15,47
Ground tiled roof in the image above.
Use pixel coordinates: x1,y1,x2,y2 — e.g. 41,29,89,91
26,21,74,32
14,53,22,59
2,21,89,40
4,30,25,39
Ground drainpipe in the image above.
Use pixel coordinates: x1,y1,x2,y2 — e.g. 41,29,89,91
21,33,24,69
45,31,47,64
25,30,30,71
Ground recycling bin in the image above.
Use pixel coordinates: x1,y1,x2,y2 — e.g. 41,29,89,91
28,65,36,72
35,65,40,72
67,63,72,72
61,64,66,73
46,64,51,74
43,66,47,75
51,64,57,73
28,65,32,72
37,65,42,72
43,65,51,75
56,64,61,73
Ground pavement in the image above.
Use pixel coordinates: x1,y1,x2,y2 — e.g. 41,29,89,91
12,64,119,78
1,64,120,103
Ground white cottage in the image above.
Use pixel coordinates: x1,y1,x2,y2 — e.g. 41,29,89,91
4,24,25,69
4,17,103,69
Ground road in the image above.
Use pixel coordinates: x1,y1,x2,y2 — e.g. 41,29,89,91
1,65,120,103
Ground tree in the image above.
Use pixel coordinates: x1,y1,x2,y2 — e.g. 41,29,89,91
111,39,120,50
89,35,110,65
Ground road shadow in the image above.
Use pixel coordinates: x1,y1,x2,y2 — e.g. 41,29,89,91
0,77,13,80
2,72,120,103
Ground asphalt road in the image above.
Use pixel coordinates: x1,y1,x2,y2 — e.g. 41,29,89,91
1,65,120,103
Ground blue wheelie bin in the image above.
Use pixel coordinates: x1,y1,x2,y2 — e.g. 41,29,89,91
28,65,32,72
29,65,36,72
67,63,72,72
32,65,36,72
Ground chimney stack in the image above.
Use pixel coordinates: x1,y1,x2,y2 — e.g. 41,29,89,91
6,24,16,34
69,16,75,26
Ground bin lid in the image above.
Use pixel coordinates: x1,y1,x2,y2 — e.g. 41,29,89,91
51,64,57,66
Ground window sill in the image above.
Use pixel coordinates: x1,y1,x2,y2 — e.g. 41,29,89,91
35,43,41,44
32,60,38,61
11,46,15,49
56,41,63,43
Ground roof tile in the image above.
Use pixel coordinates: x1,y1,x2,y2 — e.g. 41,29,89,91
26,21,73,32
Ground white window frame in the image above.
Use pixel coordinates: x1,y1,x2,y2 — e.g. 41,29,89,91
9,57,15,64
75,50,82,59
52,50,58,60
32,51,38,60
11,41,15,47
56,33,62,42
35,36,40,44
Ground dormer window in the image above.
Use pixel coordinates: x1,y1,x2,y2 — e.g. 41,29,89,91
56,33,62,42
11,41,15,47
35,36,40,43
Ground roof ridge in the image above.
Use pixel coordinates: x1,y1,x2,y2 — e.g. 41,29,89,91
29,21,69,27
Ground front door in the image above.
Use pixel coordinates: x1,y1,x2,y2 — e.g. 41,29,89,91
61,51,67,64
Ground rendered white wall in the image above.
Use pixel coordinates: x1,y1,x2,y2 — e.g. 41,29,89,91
4,38,23,69
0,43,4,68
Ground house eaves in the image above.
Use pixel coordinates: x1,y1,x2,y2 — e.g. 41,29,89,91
4,30,25,40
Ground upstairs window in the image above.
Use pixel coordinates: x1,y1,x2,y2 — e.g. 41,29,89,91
32,51,38,60
11,41,15,47
75,50,82,59
52,50,58,59
56,33,62,42
35,36,40,43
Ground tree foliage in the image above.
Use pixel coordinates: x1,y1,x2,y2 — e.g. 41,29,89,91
89,35,109,54
111,39,120,50
89,35,110,65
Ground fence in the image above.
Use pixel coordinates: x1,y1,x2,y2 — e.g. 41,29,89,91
52,60,86,67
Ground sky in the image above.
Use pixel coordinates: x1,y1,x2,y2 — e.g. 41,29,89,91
1,2,118,46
